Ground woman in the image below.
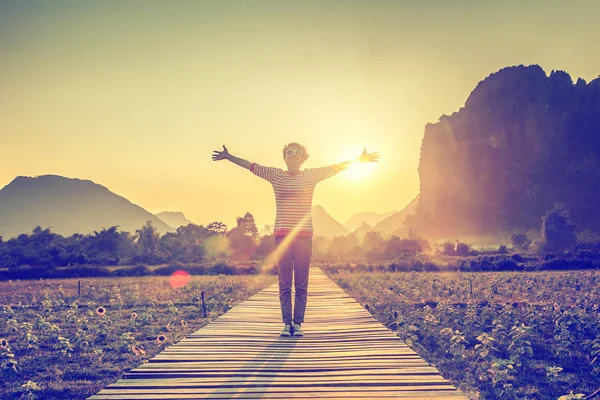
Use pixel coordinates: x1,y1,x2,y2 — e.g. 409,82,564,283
212,143,379,336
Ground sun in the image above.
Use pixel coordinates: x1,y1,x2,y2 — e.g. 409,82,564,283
332,146,379,182
343,159,376,182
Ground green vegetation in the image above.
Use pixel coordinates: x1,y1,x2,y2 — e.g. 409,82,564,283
0,274,276,399
325,268,600,399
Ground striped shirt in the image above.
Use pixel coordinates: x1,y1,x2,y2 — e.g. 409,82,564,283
250,163,340,237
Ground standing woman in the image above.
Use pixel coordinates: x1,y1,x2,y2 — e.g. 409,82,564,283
212,143,379,336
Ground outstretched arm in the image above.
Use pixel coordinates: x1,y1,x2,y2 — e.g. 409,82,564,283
312,148,380,183
333,147,380,172
212,145,251,169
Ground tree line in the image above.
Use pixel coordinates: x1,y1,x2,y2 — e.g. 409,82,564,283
1,204,597,273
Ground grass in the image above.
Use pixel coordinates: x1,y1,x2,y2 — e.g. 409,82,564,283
0,274,277,399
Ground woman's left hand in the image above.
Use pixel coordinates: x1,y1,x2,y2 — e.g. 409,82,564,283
358,147,380,162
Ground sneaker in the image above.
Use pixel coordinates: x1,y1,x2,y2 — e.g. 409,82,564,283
292,323,304,337
280,324,292,337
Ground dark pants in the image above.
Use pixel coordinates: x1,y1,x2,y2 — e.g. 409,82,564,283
274,235,313,325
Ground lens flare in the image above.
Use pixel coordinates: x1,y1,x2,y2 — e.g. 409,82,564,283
170,270,191,289
262,214,310,273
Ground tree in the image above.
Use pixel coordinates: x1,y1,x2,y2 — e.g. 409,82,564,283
88,226,132,265
236,212,259,238
539,204,577,253
362,231,384,252
207,221,228,235
511,233,532,250
135,220,161,263
384,236,426,258
226,227,257,259
253,235,274,259
225,213,260,259
176,224,212,243
91,226,122,253
172,224,212,261
64,233,89,265
329,235,360,258
0,236,7,267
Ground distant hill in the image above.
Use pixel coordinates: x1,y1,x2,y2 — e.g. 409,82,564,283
373,197,419,237
343,210,396,232
156,211,192,229
354,222,374,240
312,205,350,238
0,175,173,238
413,65,600,237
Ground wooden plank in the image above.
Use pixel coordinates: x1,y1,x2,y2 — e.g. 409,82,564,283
89,267,467,399
109,376,452,387
90,389,466,399
126,367,440,376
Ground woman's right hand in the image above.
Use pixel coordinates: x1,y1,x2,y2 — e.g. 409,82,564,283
212,145,230,161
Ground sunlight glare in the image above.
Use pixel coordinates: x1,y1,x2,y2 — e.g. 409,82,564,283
261,214,310,273
343,160,376,181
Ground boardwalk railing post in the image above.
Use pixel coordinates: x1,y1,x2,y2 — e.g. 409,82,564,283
78,279,81,298
201,291,207,318
469,279,473,297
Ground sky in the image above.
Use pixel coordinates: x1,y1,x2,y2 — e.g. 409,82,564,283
1,0,599,230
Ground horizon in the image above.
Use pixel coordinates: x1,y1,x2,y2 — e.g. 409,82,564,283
2,1,600,229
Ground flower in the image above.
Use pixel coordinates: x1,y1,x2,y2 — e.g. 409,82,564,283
131,312,137,319
0,338,8,348
96,307,106,316
156,335,166,344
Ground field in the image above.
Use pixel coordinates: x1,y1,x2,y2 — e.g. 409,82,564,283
324,268,600,399
0,274,277,399
2,269,599,400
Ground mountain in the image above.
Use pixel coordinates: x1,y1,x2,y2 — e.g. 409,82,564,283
156,211,192,229
0,175,173,238
412,64,600,237
354,222,374,240
312,205,350,238
343,210,397,232
373,197,419,237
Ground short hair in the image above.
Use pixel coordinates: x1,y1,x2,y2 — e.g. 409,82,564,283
282,142,307,157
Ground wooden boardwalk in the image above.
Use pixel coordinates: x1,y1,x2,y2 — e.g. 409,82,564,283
89,268,467,399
